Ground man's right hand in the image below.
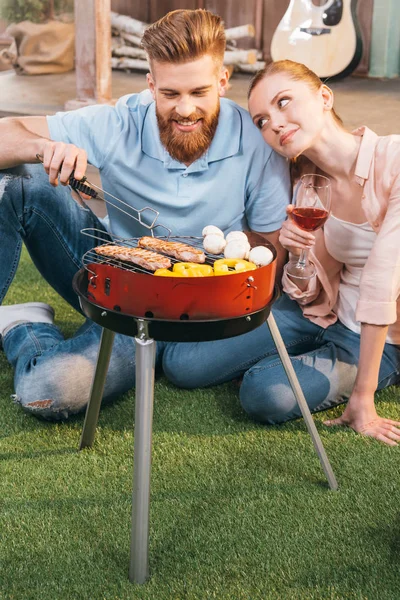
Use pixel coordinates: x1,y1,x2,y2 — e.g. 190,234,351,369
41,140,88,186
0,116,88,183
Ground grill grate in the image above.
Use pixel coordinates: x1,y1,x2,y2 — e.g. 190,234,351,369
81,229,224,276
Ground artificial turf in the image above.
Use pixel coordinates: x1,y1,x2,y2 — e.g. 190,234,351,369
0,248,399,600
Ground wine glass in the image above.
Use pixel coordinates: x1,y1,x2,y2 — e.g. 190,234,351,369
286,173,331,279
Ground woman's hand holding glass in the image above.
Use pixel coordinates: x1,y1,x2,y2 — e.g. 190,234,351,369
281,173,331,280
279,206,316,257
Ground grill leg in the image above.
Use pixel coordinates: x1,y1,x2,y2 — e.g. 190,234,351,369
129,333,156,584
266,313,338,491
79,327,115,450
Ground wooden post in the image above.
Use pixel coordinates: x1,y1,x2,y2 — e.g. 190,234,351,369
254,0,263,52
65,0,112,110
47,0,55,20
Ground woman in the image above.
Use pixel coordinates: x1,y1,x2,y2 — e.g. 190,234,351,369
245,59,400,445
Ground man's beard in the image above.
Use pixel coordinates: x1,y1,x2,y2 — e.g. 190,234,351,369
156,104,220,165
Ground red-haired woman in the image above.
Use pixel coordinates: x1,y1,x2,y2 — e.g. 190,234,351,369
245,60,400,445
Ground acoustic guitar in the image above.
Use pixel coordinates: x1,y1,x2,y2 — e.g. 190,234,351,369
270,0,363,80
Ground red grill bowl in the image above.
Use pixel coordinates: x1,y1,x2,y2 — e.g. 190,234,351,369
86,258,276,320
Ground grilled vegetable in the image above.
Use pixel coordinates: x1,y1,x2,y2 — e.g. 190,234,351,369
153,268,182,277
203,234,226,255
214,258,257,275
224,240,250,260
202,225,224,238
248,246,274,266
225,231,248,244
173,263,214,277
154,263,213,277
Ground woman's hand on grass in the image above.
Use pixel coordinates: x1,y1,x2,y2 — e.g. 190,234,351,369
324,399,400,446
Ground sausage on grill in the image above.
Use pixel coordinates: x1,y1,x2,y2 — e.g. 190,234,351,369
94,244,171,271
138,236,206,263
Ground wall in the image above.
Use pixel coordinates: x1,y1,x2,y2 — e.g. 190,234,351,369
369,0,400,77
111,0,373,76
111,0,259,42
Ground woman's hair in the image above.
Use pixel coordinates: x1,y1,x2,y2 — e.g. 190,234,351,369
141,9,226,67
248,60,343,181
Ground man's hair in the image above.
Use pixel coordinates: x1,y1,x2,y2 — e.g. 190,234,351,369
141,9,226,66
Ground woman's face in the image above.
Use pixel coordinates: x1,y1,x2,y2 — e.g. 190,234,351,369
248,72,327,159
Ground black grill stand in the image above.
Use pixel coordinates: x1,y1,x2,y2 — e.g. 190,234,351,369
77,312,338,584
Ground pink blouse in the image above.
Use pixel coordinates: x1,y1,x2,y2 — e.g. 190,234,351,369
282,126,400,337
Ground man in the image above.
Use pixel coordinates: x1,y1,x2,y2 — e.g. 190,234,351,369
0,9,290,419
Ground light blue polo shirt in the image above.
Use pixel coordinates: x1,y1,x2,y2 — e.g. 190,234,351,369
47,91,290,240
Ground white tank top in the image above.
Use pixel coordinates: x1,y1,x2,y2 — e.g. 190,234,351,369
324,214,399,344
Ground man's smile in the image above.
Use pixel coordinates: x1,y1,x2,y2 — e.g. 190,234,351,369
173,119,202,132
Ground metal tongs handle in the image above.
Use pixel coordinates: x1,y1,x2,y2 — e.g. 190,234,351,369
35,153,98,197
69,176,99,199
35,154,171,237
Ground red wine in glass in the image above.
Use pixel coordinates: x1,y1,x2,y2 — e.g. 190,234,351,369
286,173,331,279
291,207,329,232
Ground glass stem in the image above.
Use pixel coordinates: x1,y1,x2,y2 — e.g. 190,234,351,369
296,248,309,270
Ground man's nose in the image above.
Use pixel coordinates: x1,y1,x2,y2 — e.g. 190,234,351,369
175,98,195,118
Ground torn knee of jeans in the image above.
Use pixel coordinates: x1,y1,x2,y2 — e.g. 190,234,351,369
0,175,16,194
11,395,73,420
26,399,54,409
12,394,54,412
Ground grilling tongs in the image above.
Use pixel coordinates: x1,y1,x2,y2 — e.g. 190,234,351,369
35,154,171,237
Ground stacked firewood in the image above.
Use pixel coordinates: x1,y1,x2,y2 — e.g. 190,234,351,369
110,12,265,76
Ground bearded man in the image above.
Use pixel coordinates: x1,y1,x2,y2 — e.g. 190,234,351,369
0,9,290,420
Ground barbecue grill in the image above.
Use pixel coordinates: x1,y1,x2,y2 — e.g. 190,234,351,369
76,228,277,340
62,168,338,584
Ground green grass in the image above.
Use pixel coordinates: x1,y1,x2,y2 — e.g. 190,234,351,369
0,248,399,600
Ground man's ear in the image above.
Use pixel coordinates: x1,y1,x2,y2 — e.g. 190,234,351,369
147,72,156,100
218,66,230,97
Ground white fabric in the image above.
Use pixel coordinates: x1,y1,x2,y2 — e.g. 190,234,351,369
325,214,400,344
0,302,55,337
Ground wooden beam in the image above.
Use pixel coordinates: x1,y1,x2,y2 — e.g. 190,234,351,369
355,0,374,76
254,0,264,52
65,0,112,110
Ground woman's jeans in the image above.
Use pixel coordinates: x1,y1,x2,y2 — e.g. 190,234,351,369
1,165,400,421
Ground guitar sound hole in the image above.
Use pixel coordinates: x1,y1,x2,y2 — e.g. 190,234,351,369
322,0,343,26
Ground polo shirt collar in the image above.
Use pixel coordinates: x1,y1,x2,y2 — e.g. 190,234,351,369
206,99,242,163
141,102,165,163
352,126,379,183
140,99,242,172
